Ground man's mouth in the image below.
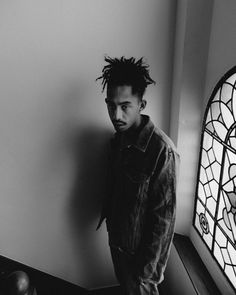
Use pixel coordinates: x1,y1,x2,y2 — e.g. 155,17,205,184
113,122,126,127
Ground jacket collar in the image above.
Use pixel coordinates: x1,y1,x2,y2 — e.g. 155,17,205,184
112,115,155,153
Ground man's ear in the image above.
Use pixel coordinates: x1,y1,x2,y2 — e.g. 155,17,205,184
140,100,147,111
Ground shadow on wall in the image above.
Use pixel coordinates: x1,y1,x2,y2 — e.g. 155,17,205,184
68,123,113,286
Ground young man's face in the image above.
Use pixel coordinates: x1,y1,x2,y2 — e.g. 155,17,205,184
105,85,146,133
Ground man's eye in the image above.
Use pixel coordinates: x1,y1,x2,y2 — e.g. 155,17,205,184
121,105,127,111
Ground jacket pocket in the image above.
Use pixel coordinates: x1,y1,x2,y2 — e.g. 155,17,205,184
123,168,148,205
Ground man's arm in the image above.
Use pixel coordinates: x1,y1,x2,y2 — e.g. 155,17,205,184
136,146,179,283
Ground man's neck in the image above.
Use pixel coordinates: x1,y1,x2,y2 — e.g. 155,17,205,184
120,116,145,146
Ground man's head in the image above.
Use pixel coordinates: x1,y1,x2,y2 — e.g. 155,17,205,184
97,56,155,133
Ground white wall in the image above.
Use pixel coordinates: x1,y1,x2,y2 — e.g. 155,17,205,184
190,0,236,294
0,0,176,289
170,0,213,234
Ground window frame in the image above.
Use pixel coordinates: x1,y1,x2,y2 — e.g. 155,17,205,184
193,66,236,293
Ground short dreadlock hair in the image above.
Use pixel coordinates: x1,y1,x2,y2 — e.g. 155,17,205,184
96,56,155,98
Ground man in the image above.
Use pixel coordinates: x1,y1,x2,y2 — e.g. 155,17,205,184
96,56,179,295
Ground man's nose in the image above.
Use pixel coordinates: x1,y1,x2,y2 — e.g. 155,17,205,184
114,107,122,120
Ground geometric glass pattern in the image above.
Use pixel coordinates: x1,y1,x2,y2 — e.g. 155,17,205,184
193,67,236,292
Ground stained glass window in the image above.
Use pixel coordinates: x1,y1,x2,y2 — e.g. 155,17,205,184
193,66,236,292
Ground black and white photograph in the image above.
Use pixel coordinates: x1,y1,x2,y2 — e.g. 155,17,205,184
0,1,235,294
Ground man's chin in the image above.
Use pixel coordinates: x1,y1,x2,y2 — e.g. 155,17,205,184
114,125,128,132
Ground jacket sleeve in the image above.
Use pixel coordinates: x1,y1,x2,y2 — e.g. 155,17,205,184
136,146,179,283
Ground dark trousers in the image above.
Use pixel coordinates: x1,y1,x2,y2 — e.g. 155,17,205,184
110,247,159,295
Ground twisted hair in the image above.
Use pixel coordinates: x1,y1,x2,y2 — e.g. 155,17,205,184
96,56,155,98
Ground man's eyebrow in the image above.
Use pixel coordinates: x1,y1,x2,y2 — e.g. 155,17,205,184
105,100,132,105
119,101,131,105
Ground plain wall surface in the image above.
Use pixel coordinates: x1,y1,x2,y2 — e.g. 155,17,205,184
190,0,236,294
170,0,213,234
0,0,176,289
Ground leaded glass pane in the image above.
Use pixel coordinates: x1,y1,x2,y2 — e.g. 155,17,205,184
194,212,202,235
203,231,213,249
215,226,227,247
229,137,236,150
221,248,231,264
205,121,214,135
206,211,214,235
193,67,236,292
221,83,234,103
228,242,236,265
204,183,211,198
218,218,234,242
226,73,236,85
208,179,219,200
206,166,213,181
212,89,220,103
206,196,216,215
220,103,234,128
232,86,236,120
201,149,209,168
214,242,224,268
198,182,206,204
211,162,221,180
217,192,225,219
208,148,215,163
196,199,205,215
212,138,223,162
212,121,227,139
203,131,213,151
210,102,221,121
205,111,212,126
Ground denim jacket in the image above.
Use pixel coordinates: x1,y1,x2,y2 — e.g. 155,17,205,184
97,115,179,284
